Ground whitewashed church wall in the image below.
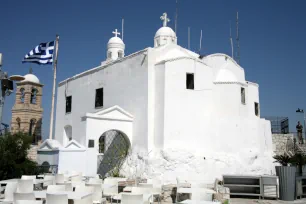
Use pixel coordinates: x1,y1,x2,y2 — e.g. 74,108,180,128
55,53,149,150
246,83,260,118
162,59,214,151
154,63,165,150
58,150,86,174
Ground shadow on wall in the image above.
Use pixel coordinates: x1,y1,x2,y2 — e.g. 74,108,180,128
97,130,130,178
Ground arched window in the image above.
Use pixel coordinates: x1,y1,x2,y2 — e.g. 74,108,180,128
30,89,38,104
29,119,36,136
99,135,105,153
16,118,21,130
107,52,112,59
118,51,123,58
20,88,25,103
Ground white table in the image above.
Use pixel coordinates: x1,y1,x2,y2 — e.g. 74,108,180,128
179,200,221,204
34,191,92,200
0,179,52,185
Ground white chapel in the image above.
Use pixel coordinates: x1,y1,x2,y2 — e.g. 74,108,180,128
39,13,274,182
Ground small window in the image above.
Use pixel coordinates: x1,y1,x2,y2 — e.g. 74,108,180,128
107,52,112,59
118,51,123,58
20,88,25,103
241,87,246,104
95,88,103,108
30,89,37,104
255,102,259,116
29,119,36,136
66,96,72,113
88,140,94,148
99,136,105,153
186,73,194,90
16,118,21,130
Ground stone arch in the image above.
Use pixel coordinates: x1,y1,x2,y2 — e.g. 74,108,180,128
63,125,72,145
16,117,21,130
20,88,25,103
97,129,131,178
30,88,38,104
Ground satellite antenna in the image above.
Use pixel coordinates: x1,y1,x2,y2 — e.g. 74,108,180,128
236,11,240,64
188,27,191,50
122,18,124,41
175,0,178,33
230,21,234,59
198,29,203,54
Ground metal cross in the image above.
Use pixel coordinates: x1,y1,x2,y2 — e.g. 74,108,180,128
160,12,170,27
112,29,120,37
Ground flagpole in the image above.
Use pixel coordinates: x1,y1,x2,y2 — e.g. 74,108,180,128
49,35,59,140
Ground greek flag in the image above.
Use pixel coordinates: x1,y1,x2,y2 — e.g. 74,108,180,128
22,41,55,65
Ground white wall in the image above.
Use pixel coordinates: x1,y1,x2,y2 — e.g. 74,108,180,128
58,150,86,173
55,51,148,150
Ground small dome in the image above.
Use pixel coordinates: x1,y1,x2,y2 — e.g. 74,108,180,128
22,74,40,84
108,36,124,45
215,69,237,82
155,27,176,38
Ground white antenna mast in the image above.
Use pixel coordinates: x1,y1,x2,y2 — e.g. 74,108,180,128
236,11,240,64
199,29,203,54
122,18,124,41
175,0,178,33
188,27,190,50
230,21,234,58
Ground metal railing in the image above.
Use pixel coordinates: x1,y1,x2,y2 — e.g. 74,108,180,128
36,165,58,175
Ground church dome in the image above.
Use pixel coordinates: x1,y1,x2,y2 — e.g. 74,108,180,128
108,36,124,45
215,69,237,82
22,74,40,84
155,27,176,38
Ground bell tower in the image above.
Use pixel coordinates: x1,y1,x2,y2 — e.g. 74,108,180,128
11,69,43,144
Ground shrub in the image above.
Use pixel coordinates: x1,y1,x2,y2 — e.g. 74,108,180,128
0,132,40,180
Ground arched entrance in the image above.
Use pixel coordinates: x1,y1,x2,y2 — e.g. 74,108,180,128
97,129,130,178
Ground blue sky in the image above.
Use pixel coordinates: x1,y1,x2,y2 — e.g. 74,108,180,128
1,0,306,139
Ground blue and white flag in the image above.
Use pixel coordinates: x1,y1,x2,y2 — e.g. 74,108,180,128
22,41,55,65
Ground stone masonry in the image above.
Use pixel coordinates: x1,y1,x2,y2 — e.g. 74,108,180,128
272,134,294,155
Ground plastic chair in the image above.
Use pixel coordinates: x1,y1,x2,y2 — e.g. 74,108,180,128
55,174,65,184
71,175,82,182
131,187,152,204
88,178,103,184
138,183,153,188
17,179,34,193
0,182,18,202
21,176,36,181
85,183,106,204
43,175,55,188
74,186,94,204
121,193,143,204
64,183,73,191
46,193,68,204
47,185,66,193
13,192,35,203
15,201,43,204
103,179,119,204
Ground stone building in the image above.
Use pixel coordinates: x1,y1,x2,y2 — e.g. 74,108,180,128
11,70,43,159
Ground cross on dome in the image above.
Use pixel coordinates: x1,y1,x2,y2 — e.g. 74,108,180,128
160,12,170,27
112,29,120,37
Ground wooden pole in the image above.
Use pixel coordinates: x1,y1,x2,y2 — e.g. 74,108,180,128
49,35,59,140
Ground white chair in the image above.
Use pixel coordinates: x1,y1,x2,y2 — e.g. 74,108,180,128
43,175,55,188
74,186,94,204
71,181,86,188
46,193,68,204
103,179,119,204
17,179,34,193
71,175,83,182
138,183,153,188
121,193,143,204
0,182,17,202
64,183,73,191
85,183,106,204
88,178,103,184
131,187,152,204
13,192,35,203
190,188,214,201
15,201,43,204
21,176,36,180
47,185,66,193
55,174,65,184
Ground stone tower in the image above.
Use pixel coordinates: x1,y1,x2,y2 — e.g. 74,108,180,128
11,70,43,144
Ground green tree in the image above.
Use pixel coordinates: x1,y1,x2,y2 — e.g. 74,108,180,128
0,132,39,180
